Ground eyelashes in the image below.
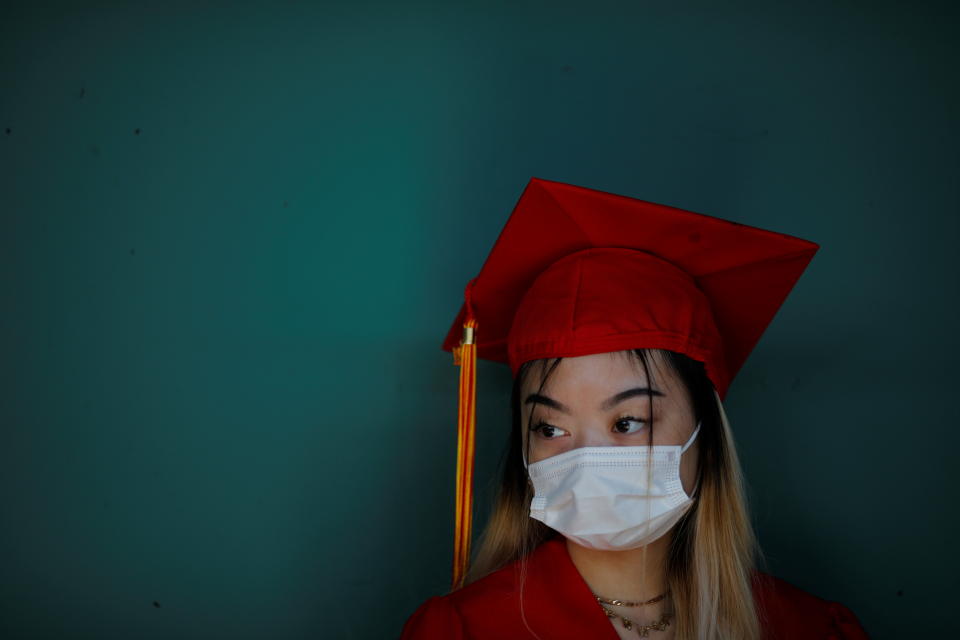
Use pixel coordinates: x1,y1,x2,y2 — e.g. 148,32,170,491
529,416,647,439
529,421,568,439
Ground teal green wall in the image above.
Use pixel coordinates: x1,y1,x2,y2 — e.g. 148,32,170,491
2,2,956,638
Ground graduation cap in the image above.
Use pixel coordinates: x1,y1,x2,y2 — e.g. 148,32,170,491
442,177,819,589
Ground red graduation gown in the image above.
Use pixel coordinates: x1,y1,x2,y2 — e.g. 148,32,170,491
400,537,869,639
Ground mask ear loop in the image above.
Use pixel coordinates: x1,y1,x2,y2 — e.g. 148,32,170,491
686,389,727,500
682,420,703,499
681,420,702,454
522,379,536,470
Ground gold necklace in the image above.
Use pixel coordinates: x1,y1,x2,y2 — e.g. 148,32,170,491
593,592,673,637
595,592,667,607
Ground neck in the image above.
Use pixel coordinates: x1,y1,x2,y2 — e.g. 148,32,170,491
565,533,672,602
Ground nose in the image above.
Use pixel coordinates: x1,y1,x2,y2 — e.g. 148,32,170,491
575,422,619,449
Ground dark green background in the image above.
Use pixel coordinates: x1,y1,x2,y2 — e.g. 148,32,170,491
2,2,956,638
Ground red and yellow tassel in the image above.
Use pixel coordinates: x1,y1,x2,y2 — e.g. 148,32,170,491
450,300,478,590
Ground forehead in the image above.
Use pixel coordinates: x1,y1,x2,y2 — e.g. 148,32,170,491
519,349,677,396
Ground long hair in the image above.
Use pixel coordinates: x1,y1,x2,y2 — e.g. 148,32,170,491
461,349,765,640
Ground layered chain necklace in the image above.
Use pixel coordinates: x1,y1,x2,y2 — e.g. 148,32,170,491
592,590,673,637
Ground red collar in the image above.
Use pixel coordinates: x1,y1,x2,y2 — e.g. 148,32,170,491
450,536,621,639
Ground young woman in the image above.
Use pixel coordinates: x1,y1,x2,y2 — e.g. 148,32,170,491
400,178,869,639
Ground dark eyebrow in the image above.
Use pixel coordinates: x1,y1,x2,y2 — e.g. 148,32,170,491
524,387,665,415
524,393,571,414
600,387,665,410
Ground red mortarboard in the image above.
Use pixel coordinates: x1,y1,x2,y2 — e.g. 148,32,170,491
441,177,819,589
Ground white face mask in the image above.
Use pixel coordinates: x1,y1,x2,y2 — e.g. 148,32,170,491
525,422,701,550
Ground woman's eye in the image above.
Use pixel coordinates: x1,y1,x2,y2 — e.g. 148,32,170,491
614,417,646,435
530,422,569,440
